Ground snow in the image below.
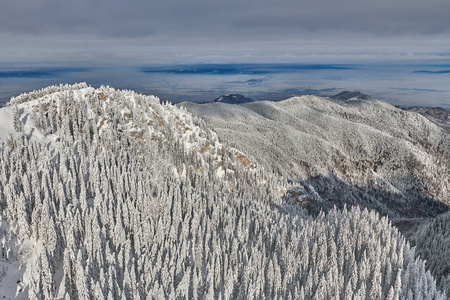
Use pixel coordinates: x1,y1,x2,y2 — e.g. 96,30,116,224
0,259,27,299
0,87,94,146
0,106,16,141
0,84,447,298
181,94,450,217
0,216,33,300
0,84,265,191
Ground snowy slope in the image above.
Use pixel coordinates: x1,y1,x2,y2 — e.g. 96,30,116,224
0,84,278,299
181,94,450,219
0,106,16,141
405,106,450,132
0,84,447,299
0,84,262,182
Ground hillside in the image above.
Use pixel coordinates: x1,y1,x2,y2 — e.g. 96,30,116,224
181,94,450,219
410,211,450,295
0,84,447,299
405,106,450,132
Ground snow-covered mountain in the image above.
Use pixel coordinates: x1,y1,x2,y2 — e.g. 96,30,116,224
405,106,450,132
181,94,450,219
0,84,447,299
0,83,283,299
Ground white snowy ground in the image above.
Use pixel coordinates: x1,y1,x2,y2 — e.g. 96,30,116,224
0,101,39,299
0,214,32,299
0,87,94,298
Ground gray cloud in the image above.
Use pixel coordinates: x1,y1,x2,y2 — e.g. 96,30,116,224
390,87,447,93
234,1,450,36
1,0,450,64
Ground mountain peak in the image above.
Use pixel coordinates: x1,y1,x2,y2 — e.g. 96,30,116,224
331,90,373,101
212,94,253,104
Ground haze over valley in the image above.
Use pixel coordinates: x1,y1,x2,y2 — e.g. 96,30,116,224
1,63,450,109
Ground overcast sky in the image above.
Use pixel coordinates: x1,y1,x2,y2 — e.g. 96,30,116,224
1,0,450,65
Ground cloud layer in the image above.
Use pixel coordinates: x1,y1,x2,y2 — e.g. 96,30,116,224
1,0,450,64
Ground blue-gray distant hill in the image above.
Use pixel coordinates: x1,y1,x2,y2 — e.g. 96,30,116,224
209,91,372,105
211,94,254,104
331,90,373,101
413,70,450,74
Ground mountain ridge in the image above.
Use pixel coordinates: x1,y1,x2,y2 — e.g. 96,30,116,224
404,106,450,132
0,84,448,298
181,94,450,219
331,90,374,101
211,94,254,104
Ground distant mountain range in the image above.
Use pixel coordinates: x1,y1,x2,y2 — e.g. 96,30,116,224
208,91,450,133
209,90,376,105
